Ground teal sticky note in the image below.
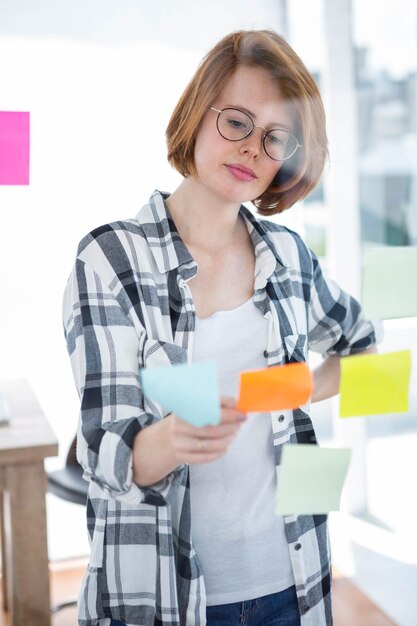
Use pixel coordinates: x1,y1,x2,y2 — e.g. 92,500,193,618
141,361,220,427
276,445,352,515
362,246,417,319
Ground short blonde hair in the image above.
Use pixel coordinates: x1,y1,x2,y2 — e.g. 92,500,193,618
166,30,328,215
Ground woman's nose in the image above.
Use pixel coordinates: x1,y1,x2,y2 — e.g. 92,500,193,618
239,128,263,158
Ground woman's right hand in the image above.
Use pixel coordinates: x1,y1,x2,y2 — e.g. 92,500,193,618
133,397,247,486
169,396,247,465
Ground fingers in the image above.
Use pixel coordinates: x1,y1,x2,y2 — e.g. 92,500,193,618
169,399,247,465
171,397,246,435
219,407,246,425
172,415,245,439
174,433,235,455
171,420,239,444
220,395,246,424
171,430,237,465
220,396,237,409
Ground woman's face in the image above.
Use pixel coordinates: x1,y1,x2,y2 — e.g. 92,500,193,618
193,64,296,206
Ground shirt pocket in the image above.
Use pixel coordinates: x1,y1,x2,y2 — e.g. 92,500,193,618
139,337,188,369
139,337,188,418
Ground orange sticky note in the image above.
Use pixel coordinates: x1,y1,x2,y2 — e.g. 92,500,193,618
237,362,313,412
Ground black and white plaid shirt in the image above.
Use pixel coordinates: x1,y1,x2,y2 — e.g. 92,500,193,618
63,189,379,626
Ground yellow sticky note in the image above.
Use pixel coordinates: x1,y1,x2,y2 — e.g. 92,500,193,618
339,350,412,418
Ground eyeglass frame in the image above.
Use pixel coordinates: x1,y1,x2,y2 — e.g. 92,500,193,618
209,106,302,162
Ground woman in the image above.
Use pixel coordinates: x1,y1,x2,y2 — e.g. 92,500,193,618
63,30,379,626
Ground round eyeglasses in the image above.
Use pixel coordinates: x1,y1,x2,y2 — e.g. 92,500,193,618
209,106,301,162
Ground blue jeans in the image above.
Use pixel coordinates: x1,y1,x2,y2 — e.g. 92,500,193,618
206,586,301,626
110,586,301,626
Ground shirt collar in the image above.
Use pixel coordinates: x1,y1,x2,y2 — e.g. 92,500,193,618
136,189,289,283
238,204,289,288
136,190,196,279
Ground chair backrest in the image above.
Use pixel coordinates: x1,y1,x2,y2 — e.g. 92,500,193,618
47,433,88,506
65,434,78,467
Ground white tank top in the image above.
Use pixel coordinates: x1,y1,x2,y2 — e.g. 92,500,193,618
190,297,294,606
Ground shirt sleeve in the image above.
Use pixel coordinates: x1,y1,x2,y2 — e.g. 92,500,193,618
307,249,383,356
63,257,184,506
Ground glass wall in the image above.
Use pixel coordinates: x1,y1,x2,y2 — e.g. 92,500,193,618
323,2,417,624
355,5,417,624
354,1,417,247
286,2,417,623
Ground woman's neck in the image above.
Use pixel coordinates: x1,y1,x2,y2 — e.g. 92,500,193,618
165,178,244,251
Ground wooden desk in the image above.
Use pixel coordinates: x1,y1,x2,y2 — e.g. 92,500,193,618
0,380,58,626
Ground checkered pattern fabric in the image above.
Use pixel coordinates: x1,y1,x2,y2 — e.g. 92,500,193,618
63,189,379,626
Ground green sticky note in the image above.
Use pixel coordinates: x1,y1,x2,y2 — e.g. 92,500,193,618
362,246,417,319
339,350,411,418
276,444,351,516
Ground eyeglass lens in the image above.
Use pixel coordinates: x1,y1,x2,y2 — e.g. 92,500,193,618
216,108,298,161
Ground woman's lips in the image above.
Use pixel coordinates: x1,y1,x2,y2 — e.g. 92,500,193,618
225,163,257,181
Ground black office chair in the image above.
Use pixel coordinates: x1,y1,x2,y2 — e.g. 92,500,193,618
48,434,88,505
47,434,89,613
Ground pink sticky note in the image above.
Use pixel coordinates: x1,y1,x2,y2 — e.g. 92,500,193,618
0,111,30,185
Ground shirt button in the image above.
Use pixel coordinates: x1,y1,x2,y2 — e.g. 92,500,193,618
278,414,285,422
263,350,268,358
294,543,302,551
301,605,310,615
